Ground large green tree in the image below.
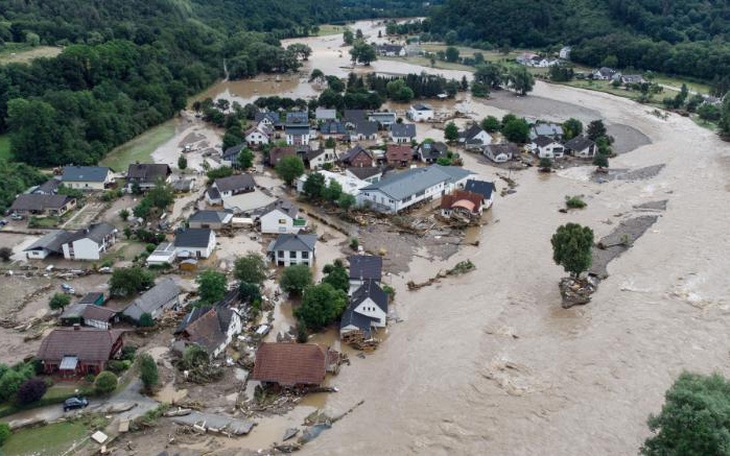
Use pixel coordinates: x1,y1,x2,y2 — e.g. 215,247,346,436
303,172,326,200
279,264,313,296
551,223,594,278
322,260,349,293
642,372,730,456
509,66,535,96
276,155,305,185
49,293,71,312
196,270,228,305
138,353,159,394
109,267,154,297
234,253,268,286
349,40,377,66
294,283,348,331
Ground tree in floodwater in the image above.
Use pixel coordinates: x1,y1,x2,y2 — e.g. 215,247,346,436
551,223,594,278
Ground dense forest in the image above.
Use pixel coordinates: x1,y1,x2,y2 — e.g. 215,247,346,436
428,0,730,84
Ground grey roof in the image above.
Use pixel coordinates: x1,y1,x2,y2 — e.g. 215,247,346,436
355,121,378,136
33,179,62,195
207,186,221,201
411,103,432,111
259,199,299,219
126,164,171,183
315,108,337,120
464,180,496,200
340,305,378,337
62,166,111,183
348,255,383,281
532,123,564,138
11,194,74,212
419,141,448,160
564,136,596,152
66,222,116,245
285,125,310,136
62,303,116,322
123,279,180,321
320,121,347,135
175,228,213,248
222,143,246,161
214,174,256,193
597,67,616,77
255,112,281,125
268,234,317,253
369,111,397,122
352,280,388,314
533,135,558,147
361,164,473,201
390,123,416,138
24,230,74,254
189,210,233,224
344,110,367,124
286,112,309,125
348,167,381,180
378,44,403,53
460,124,486,141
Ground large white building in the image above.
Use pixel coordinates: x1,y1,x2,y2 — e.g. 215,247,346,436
267,234,317,267
357,165,473,214
407,103,434,122
296,170,370,197
174,228,217,259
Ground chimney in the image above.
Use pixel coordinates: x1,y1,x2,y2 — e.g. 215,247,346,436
73,323,81,331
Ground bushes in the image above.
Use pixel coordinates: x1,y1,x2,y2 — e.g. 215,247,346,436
0,423,10,446
16,378,47,405
565,196,587,209
139,354,159,394
0,363,34,402
94,371,118,395
107,360,132,374
139,313,155,328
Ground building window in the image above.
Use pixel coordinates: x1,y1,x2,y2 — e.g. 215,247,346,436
290,251,296,258
302,251,309,259
279,219,286,224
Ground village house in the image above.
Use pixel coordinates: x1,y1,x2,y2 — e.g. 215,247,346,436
268,233,317,267
174,294,242,358
174,228,216,259
386,144,413,167
221,143,246,168
377,44,406,57
206,174,256,205
37,327,125,377
286,111,309,124
440,190,485,221
61,166,114,190
531,136,565,159
621,74,646,85
516,52,539,66
122,278,180,324
340,144,375,168
306,148,338,170
255,111,282,129
348,254,383,292
258,200,307,234
285,125,311,146
78,292,106,307
126,163,172,191
564,136,597,158
357,164,473,213
245,124,273,146
61,222,117,261
346,167,382,184
368,111,397,127
296,170,369,197
315,107,337,121
318,120,348,140
340,280,389,339
351,121,379,141
252,343,338,387
188,210,233,230
172,177,195,193
417,141,449,163
559,46,572,60
464,179,497,210
11,194,76,217
530,123,564,140
390,123,416,144
24,230,74,259
483,143,520,163
146,242,177,266
592,67,619,81
60,304,118,330
408,103,434,122
32,178,62,195
459,124,493,150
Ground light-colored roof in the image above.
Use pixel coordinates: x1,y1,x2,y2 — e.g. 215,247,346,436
361,165,473,201
123,279,180,321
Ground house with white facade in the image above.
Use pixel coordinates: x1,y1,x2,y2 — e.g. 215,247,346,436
258,200,306,234
357,164,473,213
245,124,273,146
61,304,118,330
122,279,180,324
24,230,75,260
483,143,520,163
306,148,338,170
62,166,114,191
268,234,317,267
126,163,171,192
174,292,242,358
61,223,117,261
255,112,281,129
530,123,564,140
285,125,311,146
559,46,572,60
377,44,406,57
458,124,493,150
390,123,416,144
564,136,597,158
407,104,434,122
345,167,382,184
146,242,177,266
531,136,565,159
296,170,369,197
174,228,216,259
206,174,256,205
340,280,388,338
368,111,397,127
188,210,233,230
464,179,497,210
348,254,383,293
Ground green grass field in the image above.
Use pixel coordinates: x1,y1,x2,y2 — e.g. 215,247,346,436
100,120,176,171
2,421,88,456
316,24,346,36
0,44,62,65
0,134,11,162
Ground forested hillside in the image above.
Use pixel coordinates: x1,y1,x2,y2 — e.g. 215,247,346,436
429,0,730,84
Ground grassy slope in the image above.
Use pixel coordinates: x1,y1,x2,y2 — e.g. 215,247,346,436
2,421,88,455
0,44,62,65
100,120,177,171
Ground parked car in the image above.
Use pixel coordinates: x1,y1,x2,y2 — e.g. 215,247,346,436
61,283,75,294
63,396,88,412
10,213,23,221
0,219,7,227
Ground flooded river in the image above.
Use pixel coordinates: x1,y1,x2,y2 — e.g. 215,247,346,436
152,20,730,455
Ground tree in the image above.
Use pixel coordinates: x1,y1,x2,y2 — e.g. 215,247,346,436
287,43,312,60
303,172,326,200
49,293,71,312
239,282,262,303
474,63,505,89
698,103,721,121
234,253,267,285
481,116,501,133
444,46,460,63
206,166,234,182
0,423,10,446
279,264,313,296
502,117,530,143
276,155,305,185
719,97,730,136
539,157,553,172
322,260,349,293
177,154,187,170
593,153,609,170
196,270,228,305
509,66,535,95
586,120,607,141
139,313,155,327
309,69,325,82
109,267,154,297
350,40,377,66
294,283,348,331
337,193,356,211
94,371,118,395
444,30,458,45
343,29,354,45
0,247,11,262
16,378,47,404
138,353,159,394
551,223,594,278
238,148,254,169
444,122,459,142
642,372,730,456
147,180,174,210
321,179,343,202
562,118,583,140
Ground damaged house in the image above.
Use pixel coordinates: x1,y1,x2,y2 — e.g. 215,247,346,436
252,343,339,388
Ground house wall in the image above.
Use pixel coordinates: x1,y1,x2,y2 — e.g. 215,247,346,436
63,238,103,261
85,318,109,330
408,109,433,122
347,153,374,168
310,150,337,169
261,210,298,234
189,221,224,230
66,181,106,190
286,133,311,146
273,249,314,267
354,299,387,326
246,132,269,145
26,249,50,260
212,310,242,358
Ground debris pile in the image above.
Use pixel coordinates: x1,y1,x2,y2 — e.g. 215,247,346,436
558,276,598,309
407,260,476,291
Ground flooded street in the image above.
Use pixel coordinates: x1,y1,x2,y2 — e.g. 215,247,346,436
141,20,730,455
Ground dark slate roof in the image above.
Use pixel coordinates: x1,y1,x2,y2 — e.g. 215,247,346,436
419,141,448,160
460,124,486,141
189,210,232,224
390,123,416,138
61,303,117,322
259,199,299,219
79,292,105,305
340,305,378,338
533,135,557,147
255,112,281,126
355,121,379,136
214,174,256,193
464,179,496,200
320,121,347,135
66,222,116,245
344,110,367,124
222,143,246,161
37,328,126,363
207,186,221,201
348,167,381,180
268,234,317,252
286,111,309,125
24,230,75,254
484,143,520,157
348,255,383,281
352,280,388,314
62,166,110,183
412,103,432,111
123,279,180,321
126,163,171,183
378,44,403,54
33,178,62,195
285,125,310,135
175,228,213,248
340,144,373,163
564,136,596,151
11,194,74,212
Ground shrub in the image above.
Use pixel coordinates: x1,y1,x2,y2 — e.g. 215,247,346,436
0,423,10,446
121,346,137,361
139,313,155,327
107,360,128,374
94,371,118,395
16,378,47,404
349,238,359,251
0,247,12,262
139,354,159,394
565,196,587,209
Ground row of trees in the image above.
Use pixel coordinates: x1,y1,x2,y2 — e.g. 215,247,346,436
472,63,535,97
367,72,463,101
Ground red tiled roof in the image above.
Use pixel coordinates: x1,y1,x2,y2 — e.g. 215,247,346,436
37,327,125,363
386,145,413,163
252,343,328,386
440,190,483,212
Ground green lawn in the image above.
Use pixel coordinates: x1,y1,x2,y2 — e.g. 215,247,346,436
381,55,475,72
0,134,11,162
2,422,88,456
0,44,62,65
316,24,346,36
100,120,176,171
